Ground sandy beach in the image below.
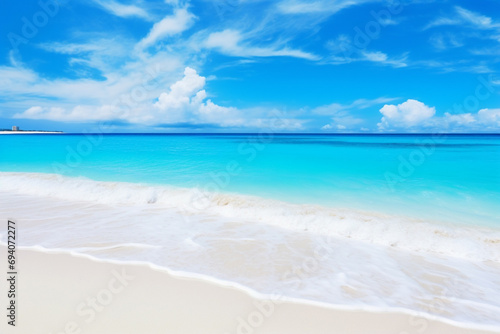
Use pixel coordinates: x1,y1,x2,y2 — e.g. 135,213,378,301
0,246,498,334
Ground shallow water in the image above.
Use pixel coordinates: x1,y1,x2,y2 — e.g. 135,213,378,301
1,133,500,328
1,133,499,226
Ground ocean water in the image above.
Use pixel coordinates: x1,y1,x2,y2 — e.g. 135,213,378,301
1,133,500,328
1,133,499,226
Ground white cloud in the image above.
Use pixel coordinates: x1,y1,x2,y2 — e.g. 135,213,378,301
14,105,120,122
477,108,500,125
360,51,408,67
0,60,180,110
155,67,205,109
137,8,195,49
0,66,38,87
443,112,476,126
91,0,151,20
38,42,104,54
425,6,500,30
277,0,378,15
423,6,500,58
12,67,235,125
152,67,237,124
12,67,304,130
378,100,500,132
313,97,397,115
151,67,297,128
378,99,436,129
203,29,318,60
362,51,388,62
38,38,135,75
455,6,499,29
251,117,305,130
321,123,347,131
317,97,397,131
424,17,461,30
320,116,359,131
325,35,408,68
429,33,464,51
440,109,500,131
278,0,334,14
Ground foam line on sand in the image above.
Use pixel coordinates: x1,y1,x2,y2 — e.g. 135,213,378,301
0,246,499,334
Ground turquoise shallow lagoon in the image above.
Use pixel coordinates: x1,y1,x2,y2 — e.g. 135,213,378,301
1,133,499,227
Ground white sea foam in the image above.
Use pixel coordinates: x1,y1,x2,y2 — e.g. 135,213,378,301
2,172,500,328
1,244,499,333
1,171,499,262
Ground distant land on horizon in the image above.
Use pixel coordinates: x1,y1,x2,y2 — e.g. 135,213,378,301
0,128,63,134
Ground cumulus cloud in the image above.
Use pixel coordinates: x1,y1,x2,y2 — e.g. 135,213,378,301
478,108,500,124
13,67,304,130
378,99,500,132
443,108,500,130
13,67,236,125
152,67,240,126
378,99,436,130
443,112,476,126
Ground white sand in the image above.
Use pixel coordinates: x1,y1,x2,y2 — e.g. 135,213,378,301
0,246,498,334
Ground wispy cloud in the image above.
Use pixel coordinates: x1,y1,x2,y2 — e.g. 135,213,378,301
412,59,494,74
38,38,134,75
316,97,398,131
38,42,105,54
429,33,464,51
324,35,408,67
137,8,196,49
313,97,398,115
203,29,319,60
0,47,184,115
360,51,408,67
425,6,500,30
277,0,380,15
90,0,152,21
455,6,500,29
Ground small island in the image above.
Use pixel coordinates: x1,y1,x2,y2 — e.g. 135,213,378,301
0,126,63,134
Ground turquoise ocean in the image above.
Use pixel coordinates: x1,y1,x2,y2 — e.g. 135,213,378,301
1,133,499,226
1,133,500,329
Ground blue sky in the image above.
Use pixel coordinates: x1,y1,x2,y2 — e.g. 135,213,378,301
0,0,499,132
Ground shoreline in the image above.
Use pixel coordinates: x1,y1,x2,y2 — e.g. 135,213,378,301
1,171,499,263
1,169,500,331
1,246,499,334
2,185,500,330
